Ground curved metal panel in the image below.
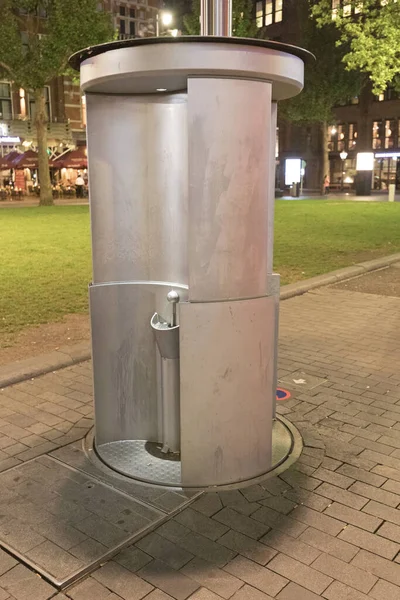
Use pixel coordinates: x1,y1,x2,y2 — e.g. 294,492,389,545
86,93,188,286
188,78,272,302
180,295,275,487
90,282,188,446
79,41,305,101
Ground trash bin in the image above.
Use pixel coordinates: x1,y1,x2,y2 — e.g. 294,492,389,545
291,182,300,197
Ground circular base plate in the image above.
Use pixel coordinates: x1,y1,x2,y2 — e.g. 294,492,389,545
95,417,297,488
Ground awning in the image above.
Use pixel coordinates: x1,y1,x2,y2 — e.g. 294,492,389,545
53,148,87,169
10,150,57,169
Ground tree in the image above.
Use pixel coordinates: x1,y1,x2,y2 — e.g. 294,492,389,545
0,0,113,206
183,0,257,37
280,4,364,193
311,0,400,94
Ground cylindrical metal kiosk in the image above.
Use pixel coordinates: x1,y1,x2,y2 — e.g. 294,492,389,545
71,34,310,488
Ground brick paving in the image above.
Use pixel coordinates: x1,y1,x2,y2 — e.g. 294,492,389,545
0,285,399,597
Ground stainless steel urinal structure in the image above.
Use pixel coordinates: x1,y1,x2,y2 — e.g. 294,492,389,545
70,3,311,488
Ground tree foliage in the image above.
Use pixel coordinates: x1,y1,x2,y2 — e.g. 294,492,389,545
281,16,364,124
183,0,257,37
310,0,400,94
0,0,113,205
0,0,113,88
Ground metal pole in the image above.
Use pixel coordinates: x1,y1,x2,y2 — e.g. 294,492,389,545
201,0,232,36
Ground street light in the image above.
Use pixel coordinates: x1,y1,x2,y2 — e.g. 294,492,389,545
156,10,173,35
161,11,173,26
340,150,348,191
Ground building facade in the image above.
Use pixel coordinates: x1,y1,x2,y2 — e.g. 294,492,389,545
0,1,162,158
254,0,400,192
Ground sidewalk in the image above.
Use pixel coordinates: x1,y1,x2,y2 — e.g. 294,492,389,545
0,279,400,598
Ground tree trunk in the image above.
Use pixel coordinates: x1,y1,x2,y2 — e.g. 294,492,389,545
320,120,330,196
34,88,53,206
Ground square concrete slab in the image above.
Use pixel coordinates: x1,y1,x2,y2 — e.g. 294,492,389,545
0,455,165,587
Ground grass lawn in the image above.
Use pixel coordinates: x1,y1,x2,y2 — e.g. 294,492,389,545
0,200,399,335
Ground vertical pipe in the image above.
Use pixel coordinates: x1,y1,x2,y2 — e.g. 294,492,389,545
201,0,232,36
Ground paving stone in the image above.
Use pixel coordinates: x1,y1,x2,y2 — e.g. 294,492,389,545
177,531,236,569
217,530,276,566
359,450,400,471
376,521,400,544
324,502,383,532
213,508,269,540
175,510,228,541
144,591,175,600
0,564,55,600
277,582,323,600
267,553,332,595
138,560,198,600
157,521,191,544
0,517,46,553
320,457,342,471
290,506,345,536
93,561,153,599
350,437,396,455
298,527,358,562
370,579,400,600
260,496,297,515
0,551,17,577
348,481,400,507
312,553,378,594
338,524,400,559
279,470,321,491
73,516,129,548
136,533,193,570
283,489,331,512
363,500,400,526
315,482,368,510
322,581,370,600
68,576,114,600
252,507,308,538
336,464,387,487
114,547,152,572
27,540,85,580
191,495,223,518
240,485,271,503
181,557,243,599
231,584,273,599
33,518,88,551
372,465,400,483
260,530,320,565
311,468,355,489
382,479,400,495
351,549,400,587
68,539,108,562
224,556,287,596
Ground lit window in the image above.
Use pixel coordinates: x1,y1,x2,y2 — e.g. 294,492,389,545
265,0,273,25
275,0,283,22
372,120,384,149
385,119,395,148
0,82,12,120
332,0,340,19
349,123,357,149
343,2,351,16
256,1,263,27
332,0,363,19
264,0,283,26
337,124,345,151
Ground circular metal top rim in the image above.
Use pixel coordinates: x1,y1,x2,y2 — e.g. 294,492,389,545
69,35,315,71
